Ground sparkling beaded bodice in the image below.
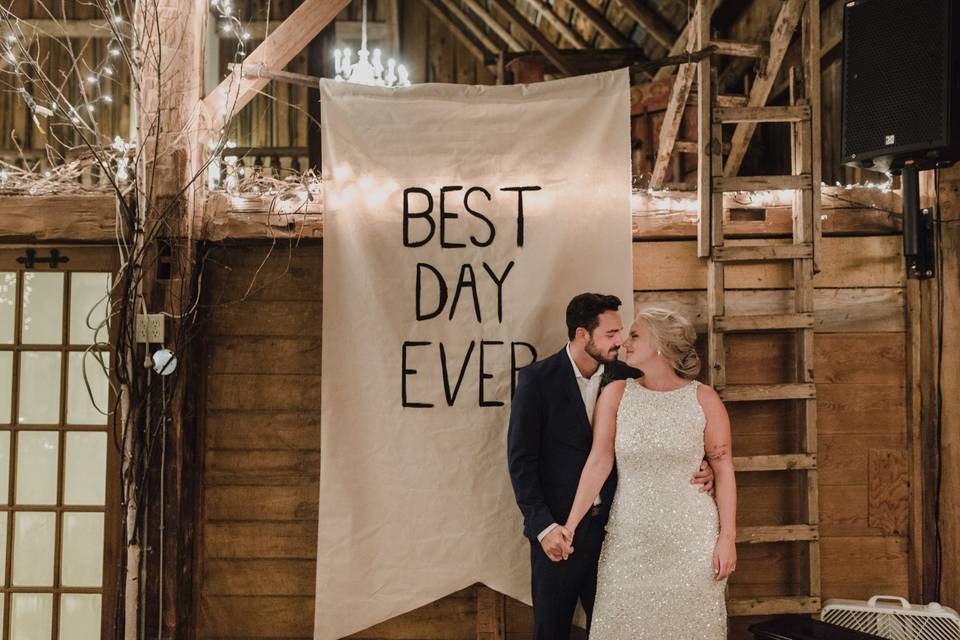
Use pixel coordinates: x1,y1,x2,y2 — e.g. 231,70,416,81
612,379,709,508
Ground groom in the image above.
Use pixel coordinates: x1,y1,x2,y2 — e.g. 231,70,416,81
507,293,715,638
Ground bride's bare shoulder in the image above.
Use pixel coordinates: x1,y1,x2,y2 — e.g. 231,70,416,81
598,379,628,402
695,382,726,412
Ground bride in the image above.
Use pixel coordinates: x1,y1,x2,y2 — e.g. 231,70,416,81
563,307,736,638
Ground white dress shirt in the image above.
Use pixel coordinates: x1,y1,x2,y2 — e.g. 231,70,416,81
537,345,606,542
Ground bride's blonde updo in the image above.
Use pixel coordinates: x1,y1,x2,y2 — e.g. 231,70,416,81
633,307,701,379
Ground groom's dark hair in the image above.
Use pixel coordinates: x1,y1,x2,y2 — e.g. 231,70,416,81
566,293,622,340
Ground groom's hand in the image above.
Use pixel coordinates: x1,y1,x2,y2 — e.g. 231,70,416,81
690,460,716,497
541,526,574,561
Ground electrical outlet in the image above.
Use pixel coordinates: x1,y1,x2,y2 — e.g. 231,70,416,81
135,314,165,344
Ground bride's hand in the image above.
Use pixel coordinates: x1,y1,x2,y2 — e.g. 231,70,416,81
712,533,736,581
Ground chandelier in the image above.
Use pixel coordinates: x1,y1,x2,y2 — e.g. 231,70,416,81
333,0,410,87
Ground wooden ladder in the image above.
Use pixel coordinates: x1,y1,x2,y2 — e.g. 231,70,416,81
694,0,823,618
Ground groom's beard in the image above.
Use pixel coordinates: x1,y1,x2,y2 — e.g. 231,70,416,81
585,338,619,366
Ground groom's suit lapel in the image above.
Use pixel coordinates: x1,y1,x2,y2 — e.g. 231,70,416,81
554,348,592,437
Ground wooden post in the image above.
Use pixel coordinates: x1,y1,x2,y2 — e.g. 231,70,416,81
476,586,506,640
133,0,209,637
919,165,960,606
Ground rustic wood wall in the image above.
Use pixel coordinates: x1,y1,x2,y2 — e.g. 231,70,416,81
195,218,913,638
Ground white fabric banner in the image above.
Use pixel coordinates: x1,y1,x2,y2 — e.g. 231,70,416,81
316,69,634,639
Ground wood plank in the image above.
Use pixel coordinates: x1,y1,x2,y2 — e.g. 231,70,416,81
868,449,909,536
716,94,750,107
418,0,490,66
713,105,810,123
734,453,817,472
615,0,677,48
715,312,814,332
818,384,906,435
564,0,633,49
206,337,323,374
206,411,321,451
443,0,504,56
723,0,805,176
206,302,323,337
715,243,813,262
728,596,820,616
461,0,525,52
198,185,903,242
201,595,316,637
711,39,767,58
0,17,119,39
816,332,905,385
204,559,316,595
204,485,319,521
737,525,818,544
719,383,816,402
0,195,118,242
204,521,318,559
821,484,874,537
205,449,321,486
523,0,588,48
203,0,352,134
714,174,812,192
206,373,323,411
695,0,712,258
632,236,904,290
820,433,908,486
487,0,575,75
635,289,905,333
820,536,909,595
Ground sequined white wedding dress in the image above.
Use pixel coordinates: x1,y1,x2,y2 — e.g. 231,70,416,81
590,379,727,639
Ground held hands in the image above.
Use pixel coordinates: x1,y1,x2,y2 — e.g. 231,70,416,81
690,460,716,497
713,532,737,581
541,525,575,562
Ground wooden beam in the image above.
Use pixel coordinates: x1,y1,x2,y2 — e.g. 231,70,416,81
239,19,391,42
649,1,698,189
202,0,352,134
443,0,503,56
0,17,391,44
460,0,525,52
0,17,118,39
723,0,805,176
652,0,721,81
418,0,491,66
523,0,589,49
711,38,767,58
486,0,575,75
615,0,677,48
564,0,633,49
0,185,898,243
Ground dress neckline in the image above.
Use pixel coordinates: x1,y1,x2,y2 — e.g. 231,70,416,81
631,378,697,394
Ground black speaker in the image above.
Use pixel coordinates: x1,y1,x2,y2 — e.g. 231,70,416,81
841,0,960,171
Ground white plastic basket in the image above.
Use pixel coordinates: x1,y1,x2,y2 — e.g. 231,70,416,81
822,595,960,640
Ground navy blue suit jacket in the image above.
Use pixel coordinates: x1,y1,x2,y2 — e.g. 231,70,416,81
507,347,641,540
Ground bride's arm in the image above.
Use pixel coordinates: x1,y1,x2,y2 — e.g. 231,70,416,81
699,383,737,580
563,380,625,535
